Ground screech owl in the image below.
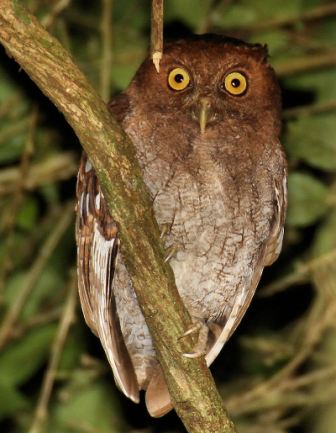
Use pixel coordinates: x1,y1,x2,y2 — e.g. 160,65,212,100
76,34,287,417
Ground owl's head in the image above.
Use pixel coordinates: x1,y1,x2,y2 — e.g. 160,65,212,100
129,34,281,136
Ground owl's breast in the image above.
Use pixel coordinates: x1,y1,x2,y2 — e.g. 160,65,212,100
151,158,274,321
123,113,278,321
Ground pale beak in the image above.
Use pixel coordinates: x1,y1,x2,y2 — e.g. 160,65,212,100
198,98,211,134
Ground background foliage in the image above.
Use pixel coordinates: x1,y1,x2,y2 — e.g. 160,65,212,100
0,1,336,432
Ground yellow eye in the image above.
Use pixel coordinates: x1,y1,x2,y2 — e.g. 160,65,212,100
224,72,247,95
168,68,190,91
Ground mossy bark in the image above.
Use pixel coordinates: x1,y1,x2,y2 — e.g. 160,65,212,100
0,2,236,432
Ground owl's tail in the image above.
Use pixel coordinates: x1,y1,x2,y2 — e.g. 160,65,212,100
145,366,173,417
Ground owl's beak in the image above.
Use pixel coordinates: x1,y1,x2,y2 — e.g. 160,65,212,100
198,98,212,134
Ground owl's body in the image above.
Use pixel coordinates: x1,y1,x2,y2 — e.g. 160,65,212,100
76,35,287,416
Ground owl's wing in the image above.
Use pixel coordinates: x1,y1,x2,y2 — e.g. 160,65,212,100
76,154,139,403
261,170,287,267
206,165,287,366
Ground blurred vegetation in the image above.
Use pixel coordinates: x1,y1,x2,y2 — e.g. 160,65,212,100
0,1,335,432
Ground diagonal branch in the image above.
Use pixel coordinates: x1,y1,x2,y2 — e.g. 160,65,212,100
0,2,236,432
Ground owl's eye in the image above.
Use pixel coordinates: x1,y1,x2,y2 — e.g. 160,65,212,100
168,68,190,91
224,72,247,96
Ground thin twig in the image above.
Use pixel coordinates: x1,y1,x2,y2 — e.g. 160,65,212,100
226,298,336,415
0,118,29,147
278,364,336,393
260,247,336,297
151,0,163,72
0,152,77,196
196,0,218,34
221,3,336,33
100,0,113,101
0,109,37,298
41,0,72,29
283,100,336,119
8,308,62,342
0,203,74,349
28,271,77,433
0,92,22,119
258,266,308,297
275,50,336,77
64,420,105,433
61,10,98,31
234,387,336,416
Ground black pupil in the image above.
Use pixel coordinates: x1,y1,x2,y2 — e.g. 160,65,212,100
174,74,184,83
231,78,241,87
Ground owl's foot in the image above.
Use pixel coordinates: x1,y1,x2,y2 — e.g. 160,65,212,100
159,224,178,262
180,318,209,358
159,224,182,262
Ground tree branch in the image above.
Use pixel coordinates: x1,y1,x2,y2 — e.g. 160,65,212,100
276,50,336,77
100,0,113,100
28,271,77,433
225,3,336,33
0,2,236,432
151,0,163,72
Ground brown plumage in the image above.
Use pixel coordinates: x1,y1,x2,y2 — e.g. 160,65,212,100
76,34,287,417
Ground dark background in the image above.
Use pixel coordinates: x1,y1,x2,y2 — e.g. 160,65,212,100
0,1,336,432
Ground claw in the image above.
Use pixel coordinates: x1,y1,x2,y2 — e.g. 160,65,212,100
183,350,206,359
164,245,178,263
160,224,181,262
180,321,204,339
180,318,209,359
160,223,171,239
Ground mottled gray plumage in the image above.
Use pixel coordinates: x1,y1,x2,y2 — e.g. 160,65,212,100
76,34,287,417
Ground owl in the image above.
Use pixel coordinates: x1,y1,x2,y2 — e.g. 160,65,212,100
76,34,287,417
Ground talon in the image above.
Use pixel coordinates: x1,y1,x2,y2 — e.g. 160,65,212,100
160,223,171,239
179,321,203,339
164,245,178,262
179,317,209,358
183,350,206,359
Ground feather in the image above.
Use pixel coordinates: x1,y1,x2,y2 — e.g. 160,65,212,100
146,366,173,417
206,164,287,366
76,154,139,403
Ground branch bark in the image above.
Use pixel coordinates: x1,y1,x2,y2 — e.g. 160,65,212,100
151,0,163,72
0,2,236,432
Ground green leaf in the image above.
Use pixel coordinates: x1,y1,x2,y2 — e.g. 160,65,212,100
285,114,336,171
111,63,141,91
284,70,336,103
240,334,294,370
312,211,336,257
114,1,148,30
250,30,290,55
16,197,39,231
287,172,329,227
49,372,122,433
165,0,212,30
4,266,64,321
111,34,146,91
0,380,29,419
212,0,302,28
0,230,27,271
0,324,56,386
0,133,25,164
0,62,20,104
313,18,336,49
58,328,86,371
212,4,258,28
